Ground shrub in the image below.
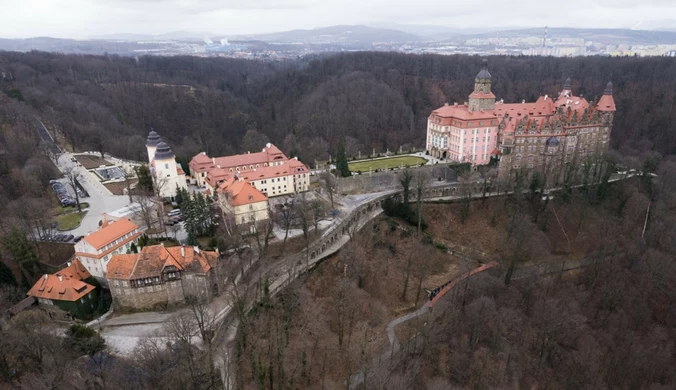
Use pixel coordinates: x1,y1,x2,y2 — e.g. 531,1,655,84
64,324,106,356
381,196,427,230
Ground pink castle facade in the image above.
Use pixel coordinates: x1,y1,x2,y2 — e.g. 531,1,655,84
426,60,616,185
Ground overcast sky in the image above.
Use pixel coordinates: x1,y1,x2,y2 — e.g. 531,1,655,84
0,0,674,39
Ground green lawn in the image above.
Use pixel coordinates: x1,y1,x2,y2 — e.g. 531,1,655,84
52,203,90,215
56,212,86,231
348,156,427,172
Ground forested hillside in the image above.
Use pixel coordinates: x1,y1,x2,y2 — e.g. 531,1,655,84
1,52,675,165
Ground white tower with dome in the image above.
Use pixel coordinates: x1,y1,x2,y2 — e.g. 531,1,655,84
145,131,188,199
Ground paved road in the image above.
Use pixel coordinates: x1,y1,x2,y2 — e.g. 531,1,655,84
55,152,132,235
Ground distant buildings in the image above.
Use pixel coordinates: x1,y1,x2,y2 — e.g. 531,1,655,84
27,259,99,319
145,131,189,199
426,60,615,185
74,218,142,283
106,244,220,311
189,143,311,197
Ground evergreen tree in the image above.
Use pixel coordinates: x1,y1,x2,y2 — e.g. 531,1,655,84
2,228,39,277
0,261,17,286
336,136,351,177
136,165,154,193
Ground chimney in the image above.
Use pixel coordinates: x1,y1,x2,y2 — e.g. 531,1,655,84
247,151,250,154
266,142,271,148
181,246,185,257
202,151,206,155
444,102,449,106
522,100,526,104
161,242,165,247
194,246,200,254
454,102,458,106
464,102,468,106
212,157,215,164
58,275,63,282
44,274,48,280
216,247,220,255
67,261,72,267
544,94,548,101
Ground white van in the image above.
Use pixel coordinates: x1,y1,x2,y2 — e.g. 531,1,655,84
168,209,181,217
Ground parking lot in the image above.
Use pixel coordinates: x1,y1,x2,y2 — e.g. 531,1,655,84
50,179,86,207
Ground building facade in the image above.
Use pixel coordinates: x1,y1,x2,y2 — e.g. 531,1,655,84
106,244,220,311
27,259,98,319
189,144,311,197
146,131,188,199
217,177,270,225
74,218,142,283
426,60,615,185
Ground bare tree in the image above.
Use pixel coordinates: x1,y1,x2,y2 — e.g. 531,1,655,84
133,191,160,232
400,169,413,204
458,168,478,224
415,170,428,233
319,170,337,209
63,165,83,212
276,202,295,254
164,312,200,386
249,207,274,260
122,166,137,203
294,193,314,267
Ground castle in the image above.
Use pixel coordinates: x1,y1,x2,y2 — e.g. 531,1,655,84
426,59,615,185
145,130,188,199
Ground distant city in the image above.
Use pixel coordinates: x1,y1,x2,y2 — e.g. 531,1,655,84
2,25,676,59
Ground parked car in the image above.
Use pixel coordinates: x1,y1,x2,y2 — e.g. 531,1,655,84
168,209,181,217
54,234,65,241
164,220,176,226
63,234,74,242
73,235,84,242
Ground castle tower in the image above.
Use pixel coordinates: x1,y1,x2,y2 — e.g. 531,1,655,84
146,130,161,163
596,81,615,131
561,77,572,97
468,59,496,112
152,141,186,199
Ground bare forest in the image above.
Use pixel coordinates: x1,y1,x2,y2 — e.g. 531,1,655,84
0,52,675,165
1,51,676,389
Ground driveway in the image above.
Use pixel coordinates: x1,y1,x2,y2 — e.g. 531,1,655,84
55,152,132,235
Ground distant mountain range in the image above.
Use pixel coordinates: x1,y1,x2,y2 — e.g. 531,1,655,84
1,24,676,55
232,25,421,46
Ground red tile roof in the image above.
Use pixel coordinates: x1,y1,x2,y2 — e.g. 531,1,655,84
83,218,139,251
218,178,268,206
596,94,616,112
27,259,95,302
205,159,309,188
107,245,219,280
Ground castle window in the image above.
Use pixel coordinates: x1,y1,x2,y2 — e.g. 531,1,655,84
480,121,484,126
165,164,169,169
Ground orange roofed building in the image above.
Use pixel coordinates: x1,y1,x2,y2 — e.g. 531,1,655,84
106,244,221,311
189,143,311,197
426,59,615,185
74,218,142,283
217,177,269,225
27,259,99,318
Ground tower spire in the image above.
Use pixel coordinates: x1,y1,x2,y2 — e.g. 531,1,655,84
468,59,495,112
